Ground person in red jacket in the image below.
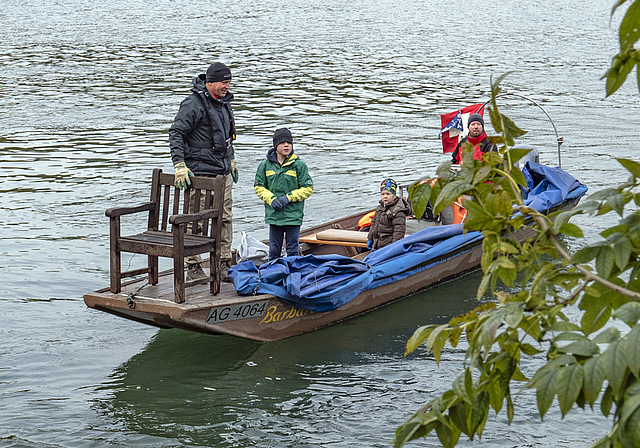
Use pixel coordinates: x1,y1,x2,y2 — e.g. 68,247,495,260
450,113,497,165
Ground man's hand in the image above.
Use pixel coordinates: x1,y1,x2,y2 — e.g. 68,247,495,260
230,159,238,183
270,195,289,211
366,240,374,251
174,162,194,190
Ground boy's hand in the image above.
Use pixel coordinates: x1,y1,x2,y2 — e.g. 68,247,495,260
271,195,289,210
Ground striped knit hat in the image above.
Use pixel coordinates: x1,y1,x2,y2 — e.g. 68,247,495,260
380,178,397,196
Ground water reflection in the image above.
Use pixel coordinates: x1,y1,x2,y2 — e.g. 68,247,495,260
95,276,486,446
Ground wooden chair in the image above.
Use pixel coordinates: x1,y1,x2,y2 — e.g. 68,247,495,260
105,168,225,303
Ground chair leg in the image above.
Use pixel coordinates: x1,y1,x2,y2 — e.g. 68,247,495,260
174,254,185,303
209,250,220,295
110,249,122,294
149,255,159,285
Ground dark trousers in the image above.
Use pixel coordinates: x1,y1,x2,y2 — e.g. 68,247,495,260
268,225,301,260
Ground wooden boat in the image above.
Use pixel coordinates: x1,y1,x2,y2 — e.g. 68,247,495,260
83,163,586,341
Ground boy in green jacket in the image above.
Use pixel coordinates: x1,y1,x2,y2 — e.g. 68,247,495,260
254,128,314,261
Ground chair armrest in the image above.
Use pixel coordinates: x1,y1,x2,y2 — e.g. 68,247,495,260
169,209,220,225
105,201,155,218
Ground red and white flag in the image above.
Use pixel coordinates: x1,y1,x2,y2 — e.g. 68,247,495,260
439,103,484,153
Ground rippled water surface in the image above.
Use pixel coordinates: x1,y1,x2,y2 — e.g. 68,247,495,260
1,0,637,446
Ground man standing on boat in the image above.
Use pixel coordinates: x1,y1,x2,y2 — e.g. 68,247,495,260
450,113,497,165
169,62,238,282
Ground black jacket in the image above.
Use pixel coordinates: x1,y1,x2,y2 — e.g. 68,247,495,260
169,74,236,176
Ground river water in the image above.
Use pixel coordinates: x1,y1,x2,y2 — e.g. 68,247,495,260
1,0,638,446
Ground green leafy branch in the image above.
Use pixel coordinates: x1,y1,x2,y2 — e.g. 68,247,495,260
603,0,640,96
396,68,640,447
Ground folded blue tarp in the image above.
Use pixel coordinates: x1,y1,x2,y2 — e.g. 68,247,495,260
229,163,588,312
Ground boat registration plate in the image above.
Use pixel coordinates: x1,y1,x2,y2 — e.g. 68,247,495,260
206,300,269,324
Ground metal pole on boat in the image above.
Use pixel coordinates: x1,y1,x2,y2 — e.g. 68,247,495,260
480,91,563,169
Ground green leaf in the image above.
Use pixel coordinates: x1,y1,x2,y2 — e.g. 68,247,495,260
557,340,600,357
618,158,640,178
619,0,640,52
619,384,640,447
571,245,601,264
554,332,587,342
520,315,542,341
469,391,490,435
614,301,640,327
559,222,584,238
625,325,640,376
452,372,472,405
394,414,438,448
601,385,614,417
557,363,584,416
506,146,536,165
407,180,433,224
472,165,492,185
405,325,436,356
535,368,558,418
448,402,470,437
606,192,626,216
553,208,582,233
603,50,638,97
582,304,611,335
433,180,473,215
435,417,461,448
622,398,640,447
498,114,527,146
478,311,505,351
520,343,542,356
552,321,582,332
583,356,605,407
511,168,527,188
426,324,449,365
589,437,611,448
504,303,524,329
596,246,615,279
602,340,629,399
614,236,632,271
485,191,513,220
592,327,621,344
464,200,497,231
487,374,504,414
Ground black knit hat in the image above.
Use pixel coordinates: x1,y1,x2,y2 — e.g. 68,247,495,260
467,113,484,128
206,62,232,83
273,128,293,149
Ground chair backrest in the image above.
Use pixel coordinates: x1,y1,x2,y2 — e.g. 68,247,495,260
147,168,225,237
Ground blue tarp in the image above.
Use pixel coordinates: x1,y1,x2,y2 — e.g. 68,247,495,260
229,163,588,312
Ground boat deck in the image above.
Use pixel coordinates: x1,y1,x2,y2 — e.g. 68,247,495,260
87,258,268,308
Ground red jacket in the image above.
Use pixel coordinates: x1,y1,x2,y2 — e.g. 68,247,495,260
450,132,496,164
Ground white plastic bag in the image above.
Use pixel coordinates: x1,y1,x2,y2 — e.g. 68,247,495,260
236,231,270,266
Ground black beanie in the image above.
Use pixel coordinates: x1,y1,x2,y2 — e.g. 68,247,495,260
273,128,293,149
206,62,232,83
467,113,484,128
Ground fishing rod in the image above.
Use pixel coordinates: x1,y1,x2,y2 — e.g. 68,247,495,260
479,91,563,169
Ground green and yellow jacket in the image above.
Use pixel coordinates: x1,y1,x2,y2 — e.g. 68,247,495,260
254,148,313,226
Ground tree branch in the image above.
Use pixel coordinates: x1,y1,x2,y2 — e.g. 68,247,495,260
514,205,640,302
